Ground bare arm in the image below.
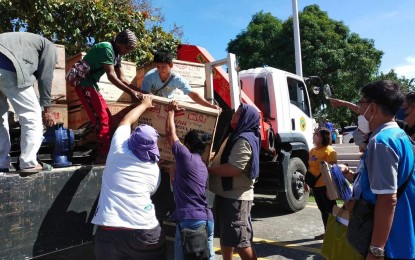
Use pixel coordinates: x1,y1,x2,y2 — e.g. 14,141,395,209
115,66,139,90
103,64,142,100
370,193,396,251
328,98,359,114
188,91,219,109
166,101,183,147
119,95,153,127
208,163,243,177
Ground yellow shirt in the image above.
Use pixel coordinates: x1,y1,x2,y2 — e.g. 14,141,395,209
308,145,337,187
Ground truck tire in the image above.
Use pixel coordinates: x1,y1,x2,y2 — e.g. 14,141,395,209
277,157,309,212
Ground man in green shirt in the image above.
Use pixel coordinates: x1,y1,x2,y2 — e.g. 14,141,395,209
75,30,140,164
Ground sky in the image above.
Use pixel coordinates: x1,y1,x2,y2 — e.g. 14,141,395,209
152,0,415,80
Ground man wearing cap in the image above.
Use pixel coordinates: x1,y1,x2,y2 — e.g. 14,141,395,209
75,29,141,164
92,95,166,259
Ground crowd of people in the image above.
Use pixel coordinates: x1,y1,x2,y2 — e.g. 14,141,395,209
1,30,414,260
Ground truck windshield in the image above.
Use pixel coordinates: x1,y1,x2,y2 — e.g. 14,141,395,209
287,77,311,117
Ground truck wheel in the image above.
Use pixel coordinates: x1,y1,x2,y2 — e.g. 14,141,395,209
277,157,309,212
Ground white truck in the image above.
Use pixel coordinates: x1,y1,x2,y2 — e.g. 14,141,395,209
178,44,319,212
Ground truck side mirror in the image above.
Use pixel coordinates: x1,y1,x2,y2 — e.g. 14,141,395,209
323,84,332,99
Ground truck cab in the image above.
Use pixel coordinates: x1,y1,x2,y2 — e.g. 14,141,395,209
240,67,313,212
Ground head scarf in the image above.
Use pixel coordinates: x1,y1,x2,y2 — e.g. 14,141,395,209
115,29,137,48
128,124,160,163
221,104,261,190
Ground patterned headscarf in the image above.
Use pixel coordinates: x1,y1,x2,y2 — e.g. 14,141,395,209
128,124,160,163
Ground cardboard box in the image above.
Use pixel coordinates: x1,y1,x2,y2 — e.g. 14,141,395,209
136,59,206,87
320,161,340,200
55,44,65,69
67,82,206,105
68,96,220,164
8,103,68,128
34,68,66,102
33,44,67,101
67,101,135,130
67,82,136,103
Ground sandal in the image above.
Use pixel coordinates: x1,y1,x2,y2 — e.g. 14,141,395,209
20,162,53,174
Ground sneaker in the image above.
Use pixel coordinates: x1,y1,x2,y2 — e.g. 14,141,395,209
314,233,325,240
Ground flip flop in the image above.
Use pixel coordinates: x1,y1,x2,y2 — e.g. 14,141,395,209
20,162,53,174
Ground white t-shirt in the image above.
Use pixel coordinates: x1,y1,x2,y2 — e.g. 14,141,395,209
91,125,161,229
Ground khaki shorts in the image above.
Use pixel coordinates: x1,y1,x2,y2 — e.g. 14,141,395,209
214,195,253,248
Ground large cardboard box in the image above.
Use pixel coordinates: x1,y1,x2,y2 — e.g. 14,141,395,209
320,161,340,200
33,44,66,101
66,52,137,103
66,82,136,103
67,81,206,105
8,103,68,128
68,101,136,130
55,44,66,69
34,68,66,102
136,59,206,87
68,96,220,164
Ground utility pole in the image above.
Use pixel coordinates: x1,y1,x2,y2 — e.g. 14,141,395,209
292,0,303,77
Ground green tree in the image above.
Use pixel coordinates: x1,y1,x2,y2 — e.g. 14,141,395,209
0,0,181,66
374,69,415,93
227,11,283,69
227,5,386,126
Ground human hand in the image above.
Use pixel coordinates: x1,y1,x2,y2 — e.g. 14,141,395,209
140,94,153,108
339,163,355,182
131,89,144,101
208,103,221,110
304,183,310,192
168,100,185,112
42,111,55,127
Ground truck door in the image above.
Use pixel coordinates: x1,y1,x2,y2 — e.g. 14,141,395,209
287,77,313,149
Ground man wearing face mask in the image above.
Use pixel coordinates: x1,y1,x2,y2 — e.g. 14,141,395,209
352,80,415,260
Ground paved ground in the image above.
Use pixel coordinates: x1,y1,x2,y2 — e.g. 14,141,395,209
37,198,327,260
37,143,361,260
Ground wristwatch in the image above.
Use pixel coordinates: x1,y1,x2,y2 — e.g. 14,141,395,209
369,245,385,258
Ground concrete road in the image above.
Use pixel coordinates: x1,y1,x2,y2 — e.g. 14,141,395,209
36,145,364,260
38,195,328,260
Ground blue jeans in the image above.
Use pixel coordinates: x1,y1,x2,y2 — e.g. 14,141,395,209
174,219,214,260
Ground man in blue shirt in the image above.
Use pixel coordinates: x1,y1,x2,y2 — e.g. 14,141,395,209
357,80,415,259
141,51,218,109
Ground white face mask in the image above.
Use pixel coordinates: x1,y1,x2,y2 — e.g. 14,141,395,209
358,104,372,134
